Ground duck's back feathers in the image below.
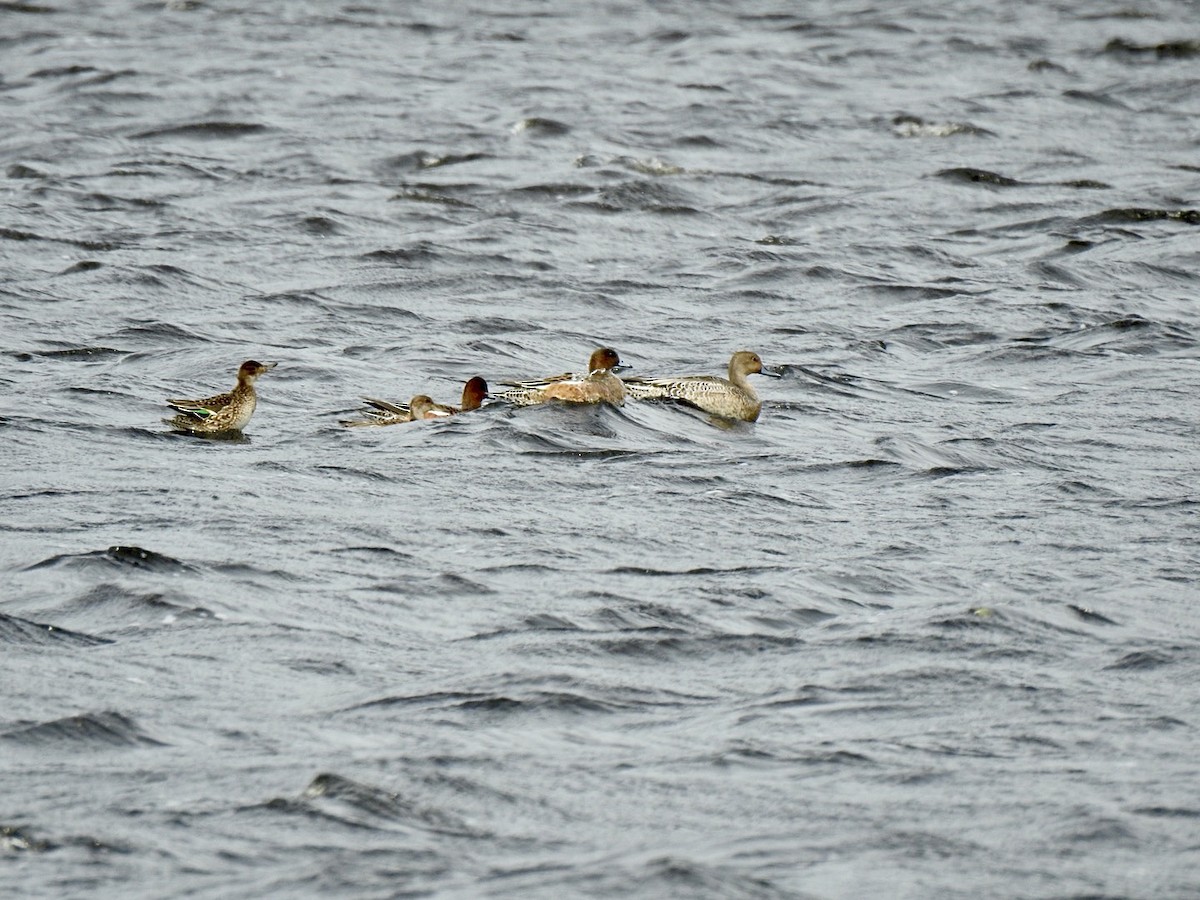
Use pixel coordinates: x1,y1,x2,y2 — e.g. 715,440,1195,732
166,391,235,414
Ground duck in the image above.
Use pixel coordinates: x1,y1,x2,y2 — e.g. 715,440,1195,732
341,376,488,427
622,350,778,421
409,394,457,419
494,348,627,406
164,359,275,433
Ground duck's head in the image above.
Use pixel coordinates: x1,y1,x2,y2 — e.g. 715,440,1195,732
731,351,779,378
409,395,435,413
238,360,277,382
461,376,489,411
410,395,452,419
589,347,625,373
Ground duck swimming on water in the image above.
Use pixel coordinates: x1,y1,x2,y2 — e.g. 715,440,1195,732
341,376,489,427
622,350,778,421
494,348,627,407
165,359,276,433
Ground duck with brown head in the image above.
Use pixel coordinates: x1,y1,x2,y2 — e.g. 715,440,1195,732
165,359,276,433
494,348,627,406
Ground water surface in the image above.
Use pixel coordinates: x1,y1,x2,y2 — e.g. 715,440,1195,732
2,2,1199,897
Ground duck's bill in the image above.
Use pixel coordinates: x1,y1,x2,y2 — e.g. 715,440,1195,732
760,365,784,378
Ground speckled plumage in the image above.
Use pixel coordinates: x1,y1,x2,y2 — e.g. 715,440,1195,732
164,360,275,434
622,350,776,421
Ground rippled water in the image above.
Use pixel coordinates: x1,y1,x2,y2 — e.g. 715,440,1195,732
3,2,1200,897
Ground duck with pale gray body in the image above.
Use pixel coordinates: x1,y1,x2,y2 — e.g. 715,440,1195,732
341,377,488,427
622,350,779,421
164,359,276,433
495,348,627,407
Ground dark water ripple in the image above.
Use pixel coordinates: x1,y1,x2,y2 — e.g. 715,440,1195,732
1,710,165,749
0,610,111,647
3,1,1200,898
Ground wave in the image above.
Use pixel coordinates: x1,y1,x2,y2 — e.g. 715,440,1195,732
1,711,165,749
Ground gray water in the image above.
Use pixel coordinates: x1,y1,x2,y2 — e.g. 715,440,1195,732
3,1,1199,897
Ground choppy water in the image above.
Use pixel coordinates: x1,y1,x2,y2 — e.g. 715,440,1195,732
3,1,1200,897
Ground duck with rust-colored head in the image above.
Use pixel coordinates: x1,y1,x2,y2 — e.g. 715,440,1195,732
165,359,276,433
341,376,488,427
495,348,627,407
623,350,779,421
